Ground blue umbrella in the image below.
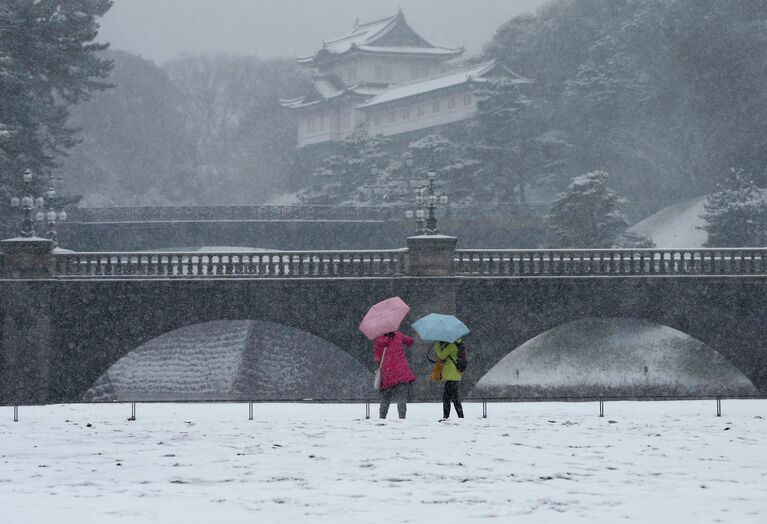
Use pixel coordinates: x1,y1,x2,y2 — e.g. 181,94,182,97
411,313,470,343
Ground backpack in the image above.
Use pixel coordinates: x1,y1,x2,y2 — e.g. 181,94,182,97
429,341,468,373
454,341,468,373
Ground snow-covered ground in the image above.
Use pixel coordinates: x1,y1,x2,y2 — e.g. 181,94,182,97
2,401,766,523
628,197,708,248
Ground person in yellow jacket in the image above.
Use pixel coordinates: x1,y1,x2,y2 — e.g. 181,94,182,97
434,339,464,420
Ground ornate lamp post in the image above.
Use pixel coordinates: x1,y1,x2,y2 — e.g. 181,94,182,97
404,185,426,235
423,171,449,234
407,170,448,235
9,169,66,243
9,169,36,237
38,185,66,244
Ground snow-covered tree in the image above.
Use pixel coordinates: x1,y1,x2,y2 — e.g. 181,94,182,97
0,0,113,234
471,77,570,202
381,134,481,205
546,170,653,248
298,128,391,205
700,168,767,247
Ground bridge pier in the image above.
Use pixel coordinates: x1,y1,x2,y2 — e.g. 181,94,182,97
0,238,56,404
404,235,459,400
406,235,457,277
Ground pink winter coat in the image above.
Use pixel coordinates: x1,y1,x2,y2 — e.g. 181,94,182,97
373,332,416,390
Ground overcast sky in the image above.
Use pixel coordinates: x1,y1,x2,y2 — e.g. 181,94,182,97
99,0,549,64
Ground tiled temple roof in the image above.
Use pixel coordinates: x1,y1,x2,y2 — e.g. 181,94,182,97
296,10,463,66
357,60,530,109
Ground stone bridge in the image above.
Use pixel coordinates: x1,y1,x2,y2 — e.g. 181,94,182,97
2,236,767,403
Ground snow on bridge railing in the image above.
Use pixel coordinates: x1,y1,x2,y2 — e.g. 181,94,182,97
53,249,407,278
455,248,767,276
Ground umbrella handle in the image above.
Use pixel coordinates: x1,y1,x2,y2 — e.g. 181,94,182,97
426,346,437,363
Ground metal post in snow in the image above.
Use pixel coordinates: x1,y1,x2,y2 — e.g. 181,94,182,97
249,401,254,421
599,399,605,417
716,397,722,417
128,402,136,421
13,405,18,422
482,400,487,418
365,401,370,420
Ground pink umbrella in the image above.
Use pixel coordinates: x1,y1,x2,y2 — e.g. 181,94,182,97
359,296,411,341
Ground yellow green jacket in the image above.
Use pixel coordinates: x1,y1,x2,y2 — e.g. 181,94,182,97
435,341,462,381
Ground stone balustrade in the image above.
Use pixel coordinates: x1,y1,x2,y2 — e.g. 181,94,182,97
52,249,408,278
4,239,767,280
456,248,767,276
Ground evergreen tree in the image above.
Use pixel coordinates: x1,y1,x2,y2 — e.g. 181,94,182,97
484,0,767,201
298,128,391,205
471,77,535,202
472,76,570,202
0,0,112,232
701,168,767,247
382,134,480,205
546,170,653,248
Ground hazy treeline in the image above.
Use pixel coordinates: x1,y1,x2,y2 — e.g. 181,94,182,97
21,0,767,213
57,51,304,206
483,0,767,201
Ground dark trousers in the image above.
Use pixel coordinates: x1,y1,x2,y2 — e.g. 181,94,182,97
443,380,464,419
380,381,412,419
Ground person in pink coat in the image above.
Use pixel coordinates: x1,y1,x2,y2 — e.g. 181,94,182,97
373,331,416,419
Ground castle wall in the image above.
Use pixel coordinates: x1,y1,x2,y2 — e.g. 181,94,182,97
330,55,444,86
364,87,477,137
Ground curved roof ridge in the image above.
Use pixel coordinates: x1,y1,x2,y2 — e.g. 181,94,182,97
324,14,397,46
398,59,499,87
298,10,461,65
355,13,398,30
357,59,521,109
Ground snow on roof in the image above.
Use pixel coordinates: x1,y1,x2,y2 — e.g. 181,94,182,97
322,15,398,54
279,96,321,109
279,75,348,108
348,85,388,97
357,60,519,109
354,45,463,56
313,77,345,99
280,78,387,109
296,10,462,65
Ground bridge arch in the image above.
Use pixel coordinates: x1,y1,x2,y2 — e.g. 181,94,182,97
456,277,767,394
471,317,758,398
82,319,373,402
48,277,454,401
